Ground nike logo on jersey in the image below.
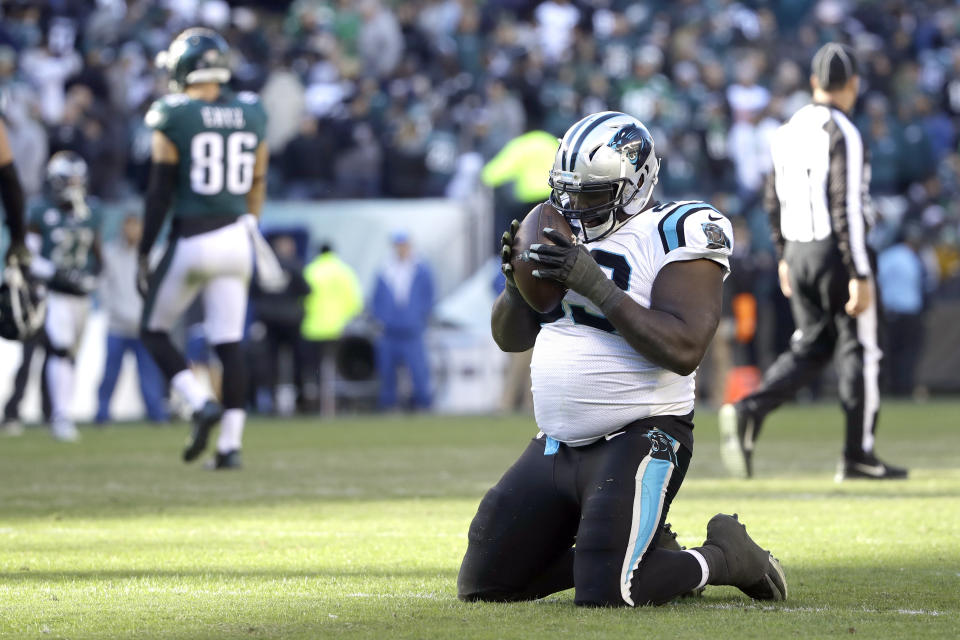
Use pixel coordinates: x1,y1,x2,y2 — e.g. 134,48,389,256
708,213,722,221
604,431,626,441
851,462,888,476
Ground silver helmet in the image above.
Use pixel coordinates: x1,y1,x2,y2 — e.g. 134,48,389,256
46,151,89,215
549,111,659,242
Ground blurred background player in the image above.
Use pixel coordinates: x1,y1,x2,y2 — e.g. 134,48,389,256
137,28,268,470
0,117,45,436
247,232,310,415
95,213,168,425
719,44,907,481
26,151,102,441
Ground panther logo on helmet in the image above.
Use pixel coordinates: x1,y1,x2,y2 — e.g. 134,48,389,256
549,112,660,243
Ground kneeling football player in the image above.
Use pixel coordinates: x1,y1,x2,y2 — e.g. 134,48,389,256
458,112,787,606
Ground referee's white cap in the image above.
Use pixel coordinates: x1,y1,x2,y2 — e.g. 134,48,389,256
811,42,859,91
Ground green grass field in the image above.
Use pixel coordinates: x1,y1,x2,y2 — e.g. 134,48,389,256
1,401,958,639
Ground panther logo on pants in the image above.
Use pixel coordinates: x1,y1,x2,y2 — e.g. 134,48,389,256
644,429,678,466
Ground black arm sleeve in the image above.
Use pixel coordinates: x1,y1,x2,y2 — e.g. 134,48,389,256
139,162,177,256
762,171,783,260
0,162,25,244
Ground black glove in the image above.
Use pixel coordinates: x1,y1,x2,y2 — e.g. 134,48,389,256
500,219,520,289
51,268,96,295
4,241,31,268
136,254,151,298
526,228,625,314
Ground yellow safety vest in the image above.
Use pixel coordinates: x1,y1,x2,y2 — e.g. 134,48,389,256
301,253,364,341
481,130,558,203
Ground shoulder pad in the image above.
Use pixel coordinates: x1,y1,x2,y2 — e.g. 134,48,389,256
144,93,189,129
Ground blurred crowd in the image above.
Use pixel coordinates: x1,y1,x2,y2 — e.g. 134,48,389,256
0,0,958,401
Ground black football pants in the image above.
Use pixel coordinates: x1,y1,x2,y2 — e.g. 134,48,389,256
457,417,702,607
741,239,883,459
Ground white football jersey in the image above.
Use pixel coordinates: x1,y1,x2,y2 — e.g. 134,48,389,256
530,201,734,445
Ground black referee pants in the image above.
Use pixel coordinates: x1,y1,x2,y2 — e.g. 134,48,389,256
742,239,883,459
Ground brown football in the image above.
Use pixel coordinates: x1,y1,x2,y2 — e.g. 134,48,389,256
511,202,572,313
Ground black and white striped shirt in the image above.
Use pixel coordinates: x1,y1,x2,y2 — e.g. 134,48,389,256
765,102,873,278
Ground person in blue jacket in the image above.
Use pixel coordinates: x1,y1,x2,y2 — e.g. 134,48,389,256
372,231,435,410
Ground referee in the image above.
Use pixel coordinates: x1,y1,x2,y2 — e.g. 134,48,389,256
718,43,907,481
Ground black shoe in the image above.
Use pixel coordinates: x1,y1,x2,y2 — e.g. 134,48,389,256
703,513,787,601
206,449,242,470
183,400,223,462
835,454,908,481
657,523,705,598
718,403,760,478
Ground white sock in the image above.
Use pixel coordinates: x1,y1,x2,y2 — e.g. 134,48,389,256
685,549,709,590
171,369,209,411
217,408,245,453
46,355,75,423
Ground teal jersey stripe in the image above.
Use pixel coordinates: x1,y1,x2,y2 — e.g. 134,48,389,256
657,203,716,253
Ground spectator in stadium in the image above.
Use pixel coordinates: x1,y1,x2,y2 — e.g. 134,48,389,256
877,223,929,397
372,232,434,411
281,115,336,199
300,241,364,415
95,213,168,424
719,43,908,482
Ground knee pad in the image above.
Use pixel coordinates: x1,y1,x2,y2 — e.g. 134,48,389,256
214,341,247,409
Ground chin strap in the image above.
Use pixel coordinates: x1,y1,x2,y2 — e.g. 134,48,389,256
583,212,616,241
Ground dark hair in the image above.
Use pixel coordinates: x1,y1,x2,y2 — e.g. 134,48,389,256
811,43,858,91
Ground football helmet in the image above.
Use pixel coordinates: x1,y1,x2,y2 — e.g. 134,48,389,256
0,258,46,342
549,111,659,243
157,28,231,92
45,150,88,214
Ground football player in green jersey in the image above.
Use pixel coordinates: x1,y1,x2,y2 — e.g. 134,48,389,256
138,28,269,469
26,151,102,441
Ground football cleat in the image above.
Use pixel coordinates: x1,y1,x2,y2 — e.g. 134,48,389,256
657,522,705,598
835,455,908,482
206,449,242,470
718,403,760,479
51,419,79,443
703,513,787,601
183,400,223,462
1,419,24,437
